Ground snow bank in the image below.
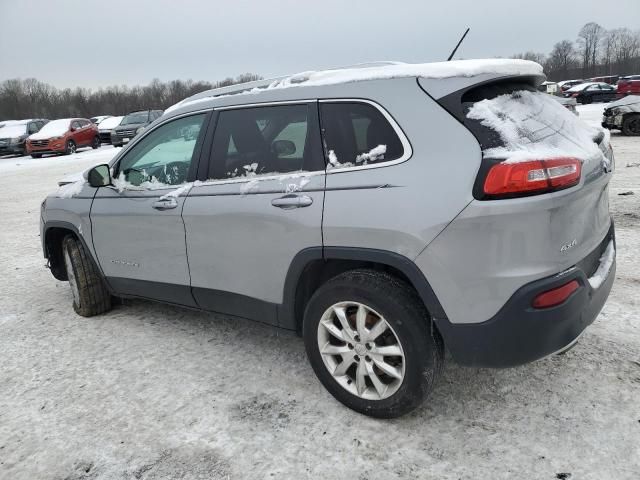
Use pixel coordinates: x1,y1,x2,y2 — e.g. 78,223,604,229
30,119,71,139
588,241,615,289
467,90,604,164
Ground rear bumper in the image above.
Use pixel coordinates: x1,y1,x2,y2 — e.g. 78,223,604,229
0,145,25,155
436,225,616,368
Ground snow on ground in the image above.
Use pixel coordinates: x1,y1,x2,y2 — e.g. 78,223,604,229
0,120,639,479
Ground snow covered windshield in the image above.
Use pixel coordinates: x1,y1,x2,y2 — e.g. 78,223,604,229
33,119,71,138
466,88,604,164
98,116,123,130
0,124,27,137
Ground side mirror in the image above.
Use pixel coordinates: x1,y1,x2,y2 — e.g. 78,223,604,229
87,164,112,187
272,139,296,157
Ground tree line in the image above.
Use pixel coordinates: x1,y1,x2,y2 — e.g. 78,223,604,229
513,22,640,81
0,73,261,121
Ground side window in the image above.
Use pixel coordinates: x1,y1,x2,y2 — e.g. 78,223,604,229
71,121,81,130
209,104,321,180
115,113,206,188
80,119,91,127
28,122,38,134
319,102,404,169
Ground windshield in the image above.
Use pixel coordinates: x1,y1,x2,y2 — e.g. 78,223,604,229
122,112,149,125
36,119,71,137
0,124,27,137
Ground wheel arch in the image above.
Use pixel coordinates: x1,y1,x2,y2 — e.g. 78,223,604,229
42,221,104,284
279,247,448,334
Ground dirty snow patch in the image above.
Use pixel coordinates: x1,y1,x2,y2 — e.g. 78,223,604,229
588,241,615,290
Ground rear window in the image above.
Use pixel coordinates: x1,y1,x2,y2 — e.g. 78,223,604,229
319,102,404,169
462,82,604,164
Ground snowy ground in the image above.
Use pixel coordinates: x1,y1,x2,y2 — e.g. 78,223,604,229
0,113,639,479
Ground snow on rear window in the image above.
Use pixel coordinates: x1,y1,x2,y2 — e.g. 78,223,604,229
467,90,604,164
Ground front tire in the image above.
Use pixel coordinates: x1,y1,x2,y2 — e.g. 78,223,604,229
303,270,443,418
31,153,42,158
622,114,640,136
62,235,112,317
65,140,77,155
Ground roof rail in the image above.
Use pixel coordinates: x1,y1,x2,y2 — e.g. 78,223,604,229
174,61,405,107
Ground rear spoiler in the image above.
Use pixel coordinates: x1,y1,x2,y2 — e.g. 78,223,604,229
418,74,545,123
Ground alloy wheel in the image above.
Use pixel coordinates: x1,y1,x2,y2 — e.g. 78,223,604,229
317,301,405,400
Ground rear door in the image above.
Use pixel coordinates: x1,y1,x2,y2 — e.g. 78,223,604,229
182,102,325,326
91,111,210,305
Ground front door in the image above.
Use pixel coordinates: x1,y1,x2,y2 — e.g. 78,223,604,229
182,102,326,326
91,112,209,306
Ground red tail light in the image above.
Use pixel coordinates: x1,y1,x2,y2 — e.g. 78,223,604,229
532,280,580,309
571,93,579,97
483,157,581,198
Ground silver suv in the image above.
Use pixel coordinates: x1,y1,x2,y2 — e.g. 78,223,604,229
40,60,616,418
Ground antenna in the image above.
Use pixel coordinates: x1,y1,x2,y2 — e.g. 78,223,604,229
447,28,470,61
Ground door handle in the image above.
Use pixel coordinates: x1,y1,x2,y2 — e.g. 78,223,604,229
152,197,178,210
271,194,313,209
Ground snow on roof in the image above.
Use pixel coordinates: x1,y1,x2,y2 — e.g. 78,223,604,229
566,82,607,92
167,59,543,114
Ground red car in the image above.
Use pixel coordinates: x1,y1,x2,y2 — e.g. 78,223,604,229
26,118,100,158
617,75,640,97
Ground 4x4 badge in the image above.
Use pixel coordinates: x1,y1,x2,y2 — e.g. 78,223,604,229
560,239,577,252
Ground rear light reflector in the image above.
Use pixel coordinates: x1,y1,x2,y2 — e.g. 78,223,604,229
483,157,581,198
532,280,580,309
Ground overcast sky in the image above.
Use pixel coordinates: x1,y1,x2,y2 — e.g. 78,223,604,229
1,0,639,89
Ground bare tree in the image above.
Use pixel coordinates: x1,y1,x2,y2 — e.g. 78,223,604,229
0,73,262,120
546,40,577,79
511,51,547,65
577,22,605,76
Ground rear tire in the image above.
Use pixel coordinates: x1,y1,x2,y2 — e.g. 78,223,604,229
622,114,640,136
303,269,443,418
62,235,112,317
91,135,100,149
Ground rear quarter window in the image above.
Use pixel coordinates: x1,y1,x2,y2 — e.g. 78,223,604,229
319,102,404,169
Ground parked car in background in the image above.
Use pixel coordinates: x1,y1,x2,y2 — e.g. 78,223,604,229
90,115,112,125
552,96,578,115
111,110,163,147
98,116,123,144
558,79,584,92
564,82,617,104
602,95,640,136
27,118,99,158
0,119,48,156
616,75,640,97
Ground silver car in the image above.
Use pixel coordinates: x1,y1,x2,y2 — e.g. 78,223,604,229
40,60,616,418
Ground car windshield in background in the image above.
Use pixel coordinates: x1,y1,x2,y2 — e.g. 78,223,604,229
0,124,27,137
122,112,149,125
